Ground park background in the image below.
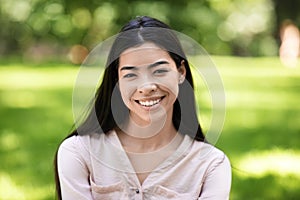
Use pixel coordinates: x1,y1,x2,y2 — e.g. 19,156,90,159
0,0,300,199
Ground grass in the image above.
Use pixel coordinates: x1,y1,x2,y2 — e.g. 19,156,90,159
213,57,300,199
0,56,300,199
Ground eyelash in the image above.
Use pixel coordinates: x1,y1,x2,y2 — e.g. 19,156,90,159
123,73,137,78
154,69,169,74
123,68,169,78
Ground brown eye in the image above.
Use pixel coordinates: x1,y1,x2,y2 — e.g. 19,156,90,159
123,73,137,78
153,69,168,74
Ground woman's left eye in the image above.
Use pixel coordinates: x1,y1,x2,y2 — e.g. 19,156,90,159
153,69,168,74
123,73,137,78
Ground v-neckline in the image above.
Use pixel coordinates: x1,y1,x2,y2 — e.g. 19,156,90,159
109,130,193,187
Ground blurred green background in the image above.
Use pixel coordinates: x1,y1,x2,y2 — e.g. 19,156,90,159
1,0,300,199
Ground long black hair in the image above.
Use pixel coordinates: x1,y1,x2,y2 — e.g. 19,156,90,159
54,16,205,199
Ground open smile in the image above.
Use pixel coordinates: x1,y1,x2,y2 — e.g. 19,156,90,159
135,96,165,107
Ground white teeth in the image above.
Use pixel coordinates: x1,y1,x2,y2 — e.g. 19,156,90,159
138,99,161,107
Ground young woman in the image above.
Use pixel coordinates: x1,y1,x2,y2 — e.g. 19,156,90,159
55,16,231,199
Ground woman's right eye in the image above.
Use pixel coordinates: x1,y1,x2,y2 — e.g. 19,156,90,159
123,73,136,78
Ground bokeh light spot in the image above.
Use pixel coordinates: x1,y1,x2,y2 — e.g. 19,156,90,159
53,15,73,37
2,0,31,22
68,45,89,65
72,8,92,29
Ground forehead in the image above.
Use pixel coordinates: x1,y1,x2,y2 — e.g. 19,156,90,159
119,43,173,67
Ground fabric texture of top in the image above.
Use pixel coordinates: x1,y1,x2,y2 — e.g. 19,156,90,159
57,130,231,200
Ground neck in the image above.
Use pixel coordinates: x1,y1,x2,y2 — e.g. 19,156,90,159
117,113,180,153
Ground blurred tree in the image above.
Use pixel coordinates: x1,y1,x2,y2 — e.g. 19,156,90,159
273,0,300,67
0,0,291,61
273,0,300,40
273,0,300,29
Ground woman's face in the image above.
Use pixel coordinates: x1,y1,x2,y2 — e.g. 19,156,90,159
118,42,186,125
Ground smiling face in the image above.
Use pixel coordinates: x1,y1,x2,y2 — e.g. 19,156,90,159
118,42,186,126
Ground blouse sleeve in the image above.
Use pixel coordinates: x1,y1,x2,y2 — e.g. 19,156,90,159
198,154,232,200
57,136,93,200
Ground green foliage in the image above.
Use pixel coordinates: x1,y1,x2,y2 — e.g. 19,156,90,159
0,57,300,199
0,65,76,199
214,56,300,199
0,0,282,58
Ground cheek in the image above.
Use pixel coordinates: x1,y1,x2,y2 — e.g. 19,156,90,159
165,83,179,99
118,81,136,104
155,74,179,97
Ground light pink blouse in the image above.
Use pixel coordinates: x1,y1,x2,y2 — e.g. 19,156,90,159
57,130,231,199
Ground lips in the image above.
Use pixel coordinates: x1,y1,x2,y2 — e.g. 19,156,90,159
135,96,165,107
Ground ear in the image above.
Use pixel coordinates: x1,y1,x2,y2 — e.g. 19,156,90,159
178,60,186,84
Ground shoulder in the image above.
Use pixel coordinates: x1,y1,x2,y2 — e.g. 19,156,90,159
57,133,101,158
58,135,79,155
57,131,114,158
190,140,231,168
57,133,107,172
57,135,83,162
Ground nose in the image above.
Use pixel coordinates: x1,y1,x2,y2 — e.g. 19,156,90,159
138,83,157,94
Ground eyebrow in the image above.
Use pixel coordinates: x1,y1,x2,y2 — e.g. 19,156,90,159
148,61,169,68
120,61,170,71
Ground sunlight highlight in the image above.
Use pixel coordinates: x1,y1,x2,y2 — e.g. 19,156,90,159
0,130,20,150
0,173,25,199
237,149,300,178
1,91,37,108
0,67,77,90
0,173,53,200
